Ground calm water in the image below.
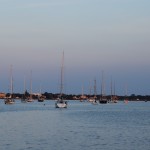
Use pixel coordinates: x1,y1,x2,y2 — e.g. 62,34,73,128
0,100,150,150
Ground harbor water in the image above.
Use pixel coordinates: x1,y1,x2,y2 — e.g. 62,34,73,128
0,100,150,150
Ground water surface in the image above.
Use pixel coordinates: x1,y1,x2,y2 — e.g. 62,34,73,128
0,100,150,150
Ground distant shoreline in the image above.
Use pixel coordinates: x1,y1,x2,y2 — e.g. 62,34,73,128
0,92,149,101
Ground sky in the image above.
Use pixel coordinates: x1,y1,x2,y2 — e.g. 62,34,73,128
0,0,150,95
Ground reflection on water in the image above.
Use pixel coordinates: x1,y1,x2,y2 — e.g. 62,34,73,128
0,100,150,150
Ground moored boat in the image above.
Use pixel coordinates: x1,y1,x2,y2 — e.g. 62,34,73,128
27,71,34,102
99,71,107,104
55,51,68,108
124,99,128,104
99,98,108,104
4,98,15,104
38,95,45,102
55,97,67,108
4,65,15,105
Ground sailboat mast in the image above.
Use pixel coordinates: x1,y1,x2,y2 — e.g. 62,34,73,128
114,81,116,96
30,70,32,99
125,84,128,97
110,76,112,98
10,65,13,97
60,51,64,95
23,75,26,94
89,80,92,95
101,71,105,97
94,78,97,97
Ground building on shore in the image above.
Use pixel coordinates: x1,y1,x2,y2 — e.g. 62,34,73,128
0,93,6,99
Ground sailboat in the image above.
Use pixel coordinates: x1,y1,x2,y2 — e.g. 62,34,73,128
4,65,15,104
80,84,86,102
38,95,45,102
27,71,34,102
109,78,118,103
124,84,128,104
92,79,98,104
87,81,94,102
99,71,107,104
55,51,67,108
38,84,45,102
88,79,98,104
21,75,28,103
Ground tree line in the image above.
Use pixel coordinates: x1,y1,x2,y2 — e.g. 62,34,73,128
1,91,150,101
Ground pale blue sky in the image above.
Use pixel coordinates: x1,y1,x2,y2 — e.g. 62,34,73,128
0,0,150,95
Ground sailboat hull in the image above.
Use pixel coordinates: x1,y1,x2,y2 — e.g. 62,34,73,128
38,96,45,102
4,99,15,104
38,99,44,102
99,99,108,104
55,101,67,108
27,99,34,102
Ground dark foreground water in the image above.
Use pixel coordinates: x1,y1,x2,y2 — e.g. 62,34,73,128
0,100,150,150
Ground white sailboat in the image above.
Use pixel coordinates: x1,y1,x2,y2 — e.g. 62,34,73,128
27,71,34,102
4,65,15,104
55,51,67,108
